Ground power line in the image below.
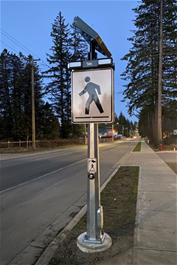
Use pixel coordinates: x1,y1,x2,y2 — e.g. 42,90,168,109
1,29,32,54
1,40,19,54
0,28,51,70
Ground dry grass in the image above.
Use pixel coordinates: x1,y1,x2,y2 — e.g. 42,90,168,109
49,166,139,265
166,163,177,174
132,142,141,152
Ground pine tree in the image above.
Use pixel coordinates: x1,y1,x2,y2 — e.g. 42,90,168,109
44,12,71,138
0,50,58,141
44,12,88,138
0,49,13,139
39,102,59,139
162,0,177,139
119,112,134,136
10,52,27,140
70,25,88,137
122,0,177,144
70,25,88,61
22,54,48,140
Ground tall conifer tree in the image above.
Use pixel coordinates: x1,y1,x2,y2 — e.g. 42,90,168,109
122,0,177,143
0,49,13,139
0,50,59,140
70,25,88,137
44,12,71,138
45,12,88,138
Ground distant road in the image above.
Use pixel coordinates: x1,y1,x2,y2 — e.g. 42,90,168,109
0,146,88,191
0,140,136,265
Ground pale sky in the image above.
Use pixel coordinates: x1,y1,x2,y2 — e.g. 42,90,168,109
1,0,138,121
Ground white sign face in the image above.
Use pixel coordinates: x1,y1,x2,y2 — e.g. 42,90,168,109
72,68,114,123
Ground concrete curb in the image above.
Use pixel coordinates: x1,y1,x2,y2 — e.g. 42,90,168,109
34,166,120,265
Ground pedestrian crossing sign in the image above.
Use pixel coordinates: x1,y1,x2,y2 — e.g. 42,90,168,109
71,68,114,123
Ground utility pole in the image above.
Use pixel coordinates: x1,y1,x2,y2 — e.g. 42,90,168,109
30,56,36,150
157,0,163,144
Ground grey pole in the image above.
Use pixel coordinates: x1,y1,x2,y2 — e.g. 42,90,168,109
87,122,101,241
87,42,101,241
77,41,112,252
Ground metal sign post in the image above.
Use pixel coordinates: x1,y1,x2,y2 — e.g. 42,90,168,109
69,17,114,253
76,42,112,252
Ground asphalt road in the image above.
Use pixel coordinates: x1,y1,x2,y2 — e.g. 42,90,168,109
0,140,136,265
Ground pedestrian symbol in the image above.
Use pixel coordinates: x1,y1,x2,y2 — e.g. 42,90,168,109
88,158,97,174
72,68,114,123
79,76,104,115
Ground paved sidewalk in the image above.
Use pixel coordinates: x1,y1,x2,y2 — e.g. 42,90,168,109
117,141,177,265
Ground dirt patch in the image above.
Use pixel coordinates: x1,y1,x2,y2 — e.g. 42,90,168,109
166,163,177,174
149,143,177,152
49,166,139,265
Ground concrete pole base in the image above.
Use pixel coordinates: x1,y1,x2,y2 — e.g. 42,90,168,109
77,232,112,253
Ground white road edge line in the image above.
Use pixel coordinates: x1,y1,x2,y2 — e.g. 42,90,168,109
0,140,127,161
0,141,135,195
0,158,86,196
0,146,86,161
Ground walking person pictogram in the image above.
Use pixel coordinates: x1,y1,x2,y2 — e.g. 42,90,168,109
79,76,104,115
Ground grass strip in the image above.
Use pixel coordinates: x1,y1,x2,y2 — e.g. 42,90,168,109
132,142,141,152
49,166,139,265
166,162,177,174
